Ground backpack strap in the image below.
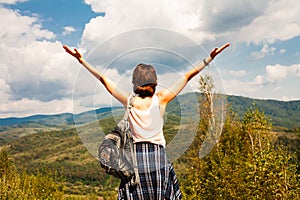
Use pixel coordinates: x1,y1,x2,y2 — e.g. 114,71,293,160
123,94,140,186
123,93,136,120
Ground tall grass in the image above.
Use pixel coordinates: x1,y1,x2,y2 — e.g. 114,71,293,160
0,150,64,200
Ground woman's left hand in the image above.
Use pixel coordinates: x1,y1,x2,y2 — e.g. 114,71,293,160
210,43,230,59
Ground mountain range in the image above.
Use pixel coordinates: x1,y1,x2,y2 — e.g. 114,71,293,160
1,93,299,129
0,92,299,197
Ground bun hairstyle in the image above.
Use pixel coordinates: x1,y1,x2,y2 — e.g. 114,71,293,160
132,63,157,98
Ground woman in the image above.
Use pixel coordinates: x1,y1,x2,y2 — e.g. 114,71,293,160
63,43,230,199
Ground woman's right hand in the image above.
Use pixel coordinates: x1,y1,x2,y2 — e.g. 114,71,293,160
63,45,84,64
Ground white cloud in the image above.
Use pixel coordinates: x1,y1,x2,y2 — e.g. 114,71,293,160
80,0,300,61
79,0,300,63
223,64,300,100
0,98,75,118
63,26,76,36
251,44,276,59
80,0,300,104
0,79,10,104
83,0,104,13
81,0,212,50
234,0,300,44
1,0,300,117
0,6,81,117
265,64,288,82
291,64,300,77
253,75,264,85
0,0,28,4
81,0,294,45
0,7,55,46
282,96,298,101
200,0,269,33
280,49,286,54
1,40,78,101
264,64,300,83
223,79,259,97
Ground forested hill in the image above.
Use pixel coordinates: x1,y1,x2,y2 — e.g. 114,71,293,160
168,93,300,129
227,95,300,128
0,93,299,129
0,93,299,198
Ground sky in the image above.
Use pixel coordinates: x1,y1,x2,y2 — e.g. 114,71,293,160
0,0,300,118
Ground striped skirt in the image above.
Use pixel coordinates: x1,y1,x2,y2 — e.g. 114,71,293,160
118,142,182,200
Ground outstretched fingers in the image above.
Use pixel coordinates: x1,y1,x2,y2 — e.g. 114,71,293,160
217,43,230,53
63,45,74,55
210,43,230,59
63,45,82,62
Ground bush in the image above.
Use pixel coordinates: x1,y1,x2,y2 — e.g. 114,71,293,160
181,107,300,199
0,150,64,200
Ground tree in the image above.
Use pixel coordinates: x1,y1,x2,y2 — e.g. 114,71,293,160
240,105,299,199
181,76,300,199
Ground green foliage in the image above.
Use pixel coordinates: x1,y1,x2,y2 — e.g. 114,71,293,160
181,76,299,199
241,104,272,154
0,88,299,198
182,105,300,199
0,150,64,200
5,124,119,197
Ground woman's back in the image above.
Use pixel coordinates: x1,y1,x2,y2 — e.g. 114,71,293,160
132,96,153,111
129,94,166,147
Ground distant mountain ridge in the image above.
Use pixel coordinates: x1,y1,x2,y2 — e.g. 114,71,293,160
1,93,299,196
226,95,300,128
0,107,123,127
0,93,299,129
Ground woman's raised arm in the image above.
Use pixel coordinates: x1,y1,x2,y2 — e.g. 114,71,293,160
157,43,230,107
63,45,129,106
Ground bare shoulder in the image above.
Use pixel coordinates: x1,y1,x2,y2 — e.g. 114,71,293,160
156,91,168,109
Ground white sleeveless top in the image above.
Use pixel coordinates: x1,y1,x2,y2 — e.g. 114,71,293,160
129,94,166,147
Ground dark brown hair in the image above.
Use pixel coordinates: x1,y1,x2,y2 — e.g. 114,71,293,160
132,63,157,98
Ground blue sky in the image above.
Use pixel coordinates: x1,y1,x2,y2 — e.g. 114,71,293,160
3,0,101,45
0,0,299,118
